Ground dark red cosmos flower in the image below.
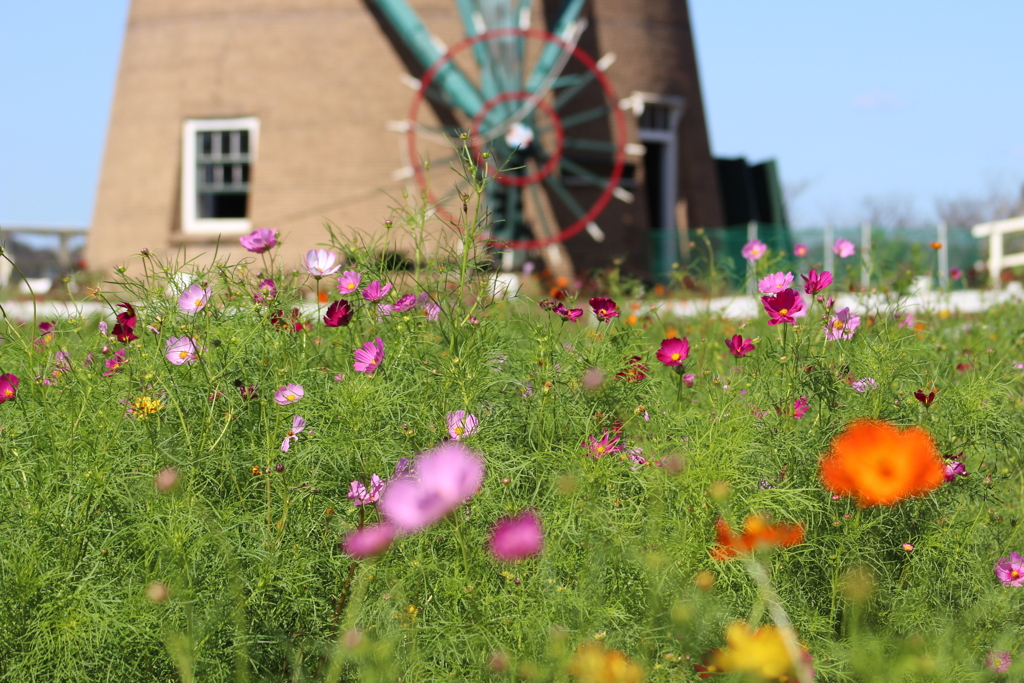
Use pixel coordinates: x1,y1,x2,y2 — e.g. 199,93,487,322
725,334,755,358
324,299,354,327
914,388,937,405
112,302,138,343
589,297,620,322
616,356,647,383
554,304,583,322
234,379,258,399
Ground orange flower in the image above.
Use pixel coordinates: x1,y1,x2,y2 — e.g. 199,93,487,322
930,241,942,250
820,419,944,507
711,514,804,561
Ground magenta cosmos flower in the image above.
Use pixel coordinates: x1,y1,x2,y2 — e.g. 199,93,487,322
353,337,385,373
324,299,353,327
656,337,690,367
239,227,277,253
361,280,392,302
447,410,479,440
488,510,543,562
801,269,833,295
379,442,486,533
341,523,398,559
177,284,211,314
833,238,856,258
995,552,1024,586
555,303,583,322
281,415,306,451
583,430,622,458
793,243,809,258
792,396,809,418
757,271,793,294
589,297,619,322
741,239,768,262
302,249,341,278
274,383,304,405
0,373,19,404
165,337,200,365
348,474,384,505
986,650,1012,674
337,270,361,295
761,288,804,326
393,293,417,312
725,334,755,358
826,307,860,340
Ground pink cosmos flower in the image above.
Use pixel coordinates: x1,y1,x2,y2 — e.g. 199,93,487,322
281,415,306,451
178,284,211,314
995,552,1024,586
0,373,19,404
852,377,877,392
341,523,397,559
302,249,341,278
274,383,304,405
447,410,479,440
488,510,543,562
361,280,392,302
379,443,486,533
826,307,861,340
793,243,809,258
757,271,794,294
683,373,696,387
165,337,200,365
986,650,1012,674
760,288,804,326
337,271,361,295
656,337,690,366
833,238,856,258
348,474,384,505
741,239,768,262
324,299,353,327
589,297,620,322
103,349,128,376
353,337,385,373
725,334,755,358
792,396,809,418
99,320,109,336
943,461,967,482
801,269,833,295
950,267,964,281
583,430,622,458
239,227,278,253
254,278,277,304
393,294,417,312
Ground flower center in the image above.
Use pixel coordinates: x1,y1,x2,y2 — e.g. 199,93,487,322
178,351,189,360
671,353,680,361
286,430,295,437
195,299,204,308
833,320,845,329
454,426,464,435
599,309,607,316
3,389,12,397
346,283,354,289
1012,570,1020,580
779,308,789,316
285,394,296,401
595,446,606,454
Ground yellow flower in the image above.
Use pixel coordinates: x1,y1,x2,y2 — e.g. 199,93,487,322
569,641,643,683
130,396,164,419
712,622,793,680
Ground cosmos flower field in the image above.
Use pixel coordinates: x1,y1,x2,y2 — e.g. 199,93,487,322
2,187,1024,681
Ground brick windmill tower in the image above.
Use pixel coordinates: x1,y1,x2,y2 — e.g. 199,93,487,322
87,0,723,280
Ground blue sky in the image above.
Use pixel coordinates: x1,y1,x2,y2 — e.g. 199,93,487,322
1,1,1022,229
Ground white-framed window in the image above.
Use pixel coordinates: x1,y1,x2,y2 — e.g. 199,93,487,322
181,117,259,234
624,93,685,231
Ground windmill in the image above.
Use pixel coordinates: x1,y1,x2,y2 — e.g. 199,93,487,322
86,0,724,277
376,0,634,279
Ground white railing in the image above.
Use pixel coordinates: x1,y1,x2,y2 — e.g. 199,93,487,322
971,215,1024,289
0,225,89,288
